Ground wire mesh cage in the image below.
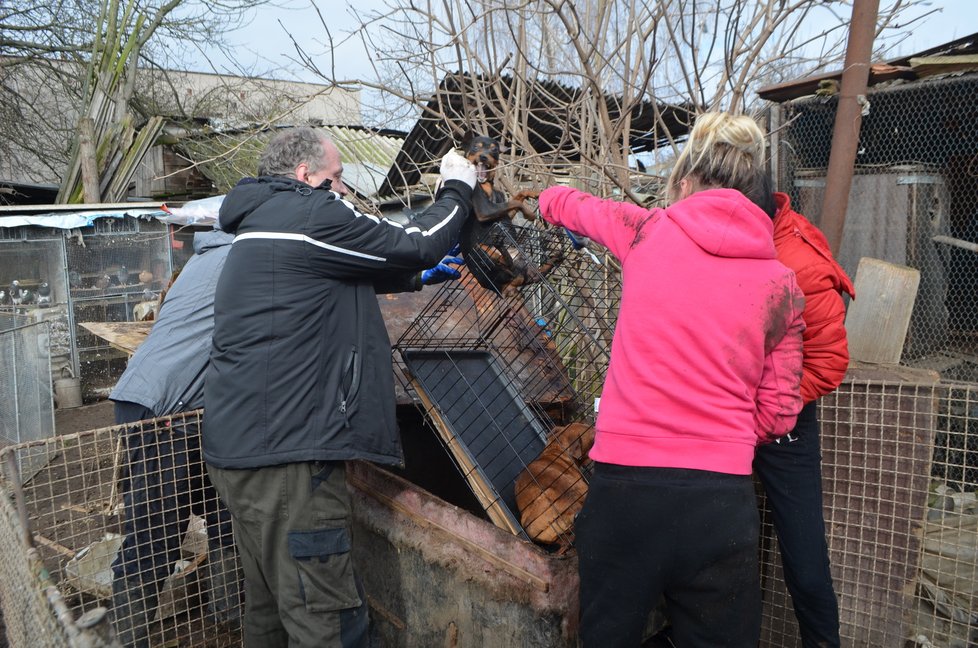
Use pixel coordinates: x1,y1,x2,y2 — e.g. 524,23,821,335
773,74,978,368
0,226,74,379
66,218,173,399
0,412,242,648
394,222,619,549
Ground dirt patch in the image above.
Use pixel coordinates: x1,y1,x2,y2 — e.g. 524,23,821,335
55,400,115,436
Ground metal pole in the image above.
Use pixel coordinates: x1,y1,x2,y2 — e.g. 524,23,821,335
819,0,881,256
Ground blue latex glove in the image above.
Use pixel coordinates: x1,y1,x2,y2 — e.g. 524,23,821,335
564,229,603,266
421,256,464,285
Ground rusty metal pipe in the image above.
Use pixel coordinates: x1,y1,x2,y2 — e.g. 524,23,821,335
819,0,881,256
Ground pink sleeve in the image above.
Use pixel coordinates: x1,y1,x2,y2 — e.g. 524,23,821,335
539,186,655,260
755,276,806,443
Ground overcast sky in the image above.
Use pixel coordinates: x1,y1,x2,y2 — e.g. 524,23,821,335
211,0,973,85
193,0,973,133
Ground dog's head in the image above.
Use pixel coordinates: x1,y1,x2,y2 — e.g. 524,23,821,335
461,133,501,185
550,422,596,461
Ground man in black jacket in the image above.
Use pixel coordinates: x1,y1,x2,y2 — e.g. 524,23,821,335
203,127,475,647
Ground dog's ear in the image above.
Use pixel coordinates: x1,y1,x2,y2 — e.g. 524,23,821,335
460,130,477,151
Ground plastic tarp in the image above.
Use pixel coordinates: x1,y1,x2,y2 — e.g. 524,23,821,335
0,195,226,230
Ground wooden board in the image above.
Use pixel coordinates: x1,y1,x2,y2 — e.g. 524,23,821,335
845,257,920,365
78,321,154,356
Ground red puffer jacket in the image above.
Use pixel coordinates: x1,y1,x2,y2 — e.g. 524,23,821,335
773,193,855,403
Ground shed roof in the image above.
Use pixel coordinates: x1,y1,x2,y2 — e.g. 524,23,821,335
379,73,695,197
758,31,978,103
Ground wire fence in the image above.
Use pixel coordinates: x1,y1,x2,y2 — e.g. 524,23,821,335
0,381,974,646
0,412,241,648
773,74,978,368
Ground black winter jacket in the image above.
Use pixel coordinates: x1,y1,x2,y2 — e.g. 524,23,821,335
203,176,472,468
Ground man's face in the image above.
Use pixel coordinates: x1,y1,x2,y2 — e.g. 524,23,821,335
298,139,348,196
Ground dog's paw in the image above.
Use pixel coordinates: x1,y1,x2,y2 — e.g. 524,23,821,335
513,189,541,201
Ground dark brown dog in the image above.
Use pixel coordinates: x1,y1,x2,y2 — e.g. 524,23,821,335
514,421,596,548
458,134,561,296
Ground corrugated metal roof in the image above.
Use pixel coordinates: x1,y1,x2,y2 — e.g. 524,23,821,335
181,124,406,200
758,31,978,103
321,125,404,168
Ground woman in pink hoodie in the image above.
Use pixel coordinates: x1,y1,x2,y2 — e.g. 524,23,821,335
538,112,805,647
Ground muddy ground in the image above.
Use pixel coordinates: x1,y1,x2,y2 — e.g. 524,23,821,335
55,400,116,435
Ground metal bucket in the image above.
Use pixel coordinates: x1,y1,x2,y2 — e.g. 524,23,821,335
54,368,83,409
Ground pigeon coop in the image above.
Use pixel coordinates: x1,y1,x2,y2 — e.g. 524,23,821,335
394,223,620,548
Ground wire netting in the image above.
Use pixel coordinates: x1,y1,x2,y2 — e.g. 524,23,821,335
774,74,978,367
0,315,55,452
65,219,173,400
0,412,241,648
767,74,978,647
394,223,618,548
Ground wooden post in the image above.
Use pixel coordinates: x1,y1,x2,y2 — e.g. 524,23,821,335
819,0,880,256
78,117,101,204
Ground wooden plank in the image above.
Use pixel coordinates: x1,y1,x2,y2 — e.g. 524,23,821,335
78,321,153,356
845,257,920,364
404,374,524,538
910,55,978,77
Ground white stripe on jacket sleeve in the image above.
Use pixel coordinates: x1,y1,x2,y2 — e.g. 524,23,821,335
232,231,387,262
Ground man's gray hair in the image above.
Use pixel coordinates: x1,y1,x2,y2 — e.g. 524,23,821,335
258,127,330,177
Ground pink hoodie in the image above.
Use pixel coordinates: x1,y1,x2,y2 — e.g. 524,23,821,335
539,186,805,475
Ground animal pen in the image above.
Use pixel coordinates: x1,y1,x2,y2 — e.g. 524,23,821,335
3,190,978,648
0,218,972,648
0,210,199,402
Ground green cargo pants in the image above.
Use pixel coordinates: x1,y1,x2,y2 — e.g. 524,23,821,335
207,460,369,648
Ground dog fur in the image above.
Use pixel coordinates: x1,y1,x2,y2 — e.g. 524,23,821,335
457,134,561,296
514,421,596,548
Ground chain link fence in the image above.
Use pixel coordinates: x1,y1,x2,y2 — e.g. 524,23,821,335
773,74,978,367
766,72,978,647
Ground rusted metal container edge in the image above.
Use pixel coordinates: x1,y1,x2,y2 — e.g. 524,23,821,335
347,460,580,647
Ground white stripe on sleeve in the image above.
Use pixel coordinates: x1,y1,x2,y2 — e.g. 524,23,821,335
232,231,387,262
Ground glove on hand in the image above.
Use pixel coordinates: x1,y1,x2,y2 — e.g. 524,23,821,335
439,150,477,189
421,256,464,285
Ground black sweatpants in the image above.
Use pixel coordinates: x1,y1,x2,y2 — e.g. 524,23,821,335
754,402,840,647
576,463,761,648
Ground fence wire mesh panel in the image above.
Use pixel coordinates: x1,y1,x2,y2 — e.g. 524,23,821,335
757,376,978,648
0,413,243,648
0,316,55,458
0,480,72,648
774,75,978,367
394,223,617,548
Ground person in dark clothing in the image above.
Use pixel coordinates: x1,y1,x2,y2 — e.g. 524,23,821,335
109,229,241,648
753,192,855,647
202,127,475,648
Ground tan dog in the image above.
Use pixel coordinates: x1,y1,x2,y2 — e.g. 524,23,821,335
515,422,596,548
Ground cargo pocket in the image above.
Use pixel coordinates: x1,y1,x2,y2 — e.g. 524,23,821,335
287,526,362,612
